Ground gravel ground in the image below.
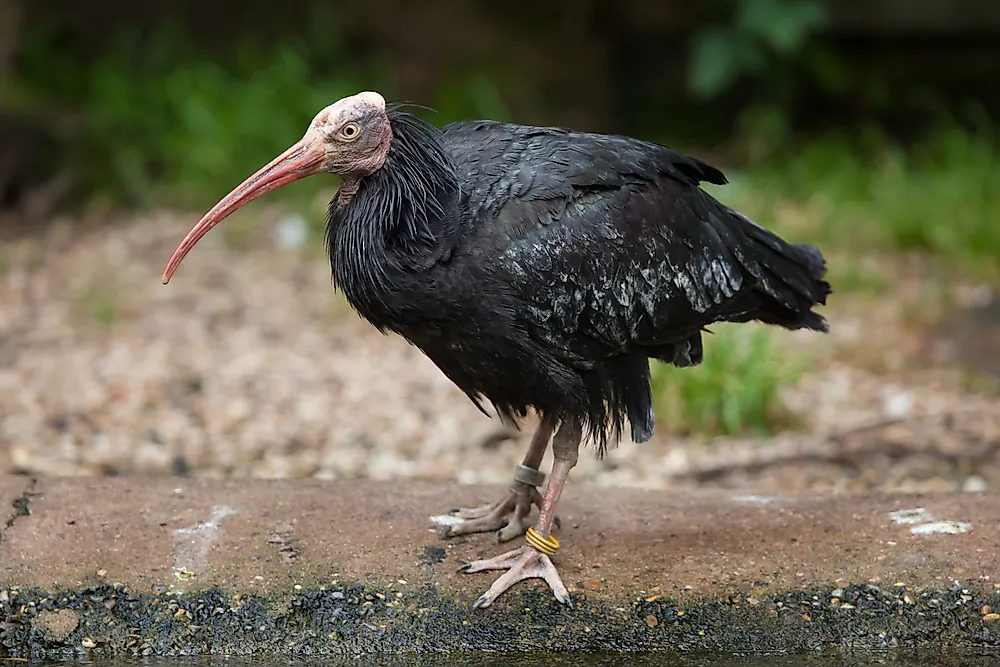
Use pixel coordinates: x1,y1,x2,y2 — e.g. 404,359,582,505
1,212,998,492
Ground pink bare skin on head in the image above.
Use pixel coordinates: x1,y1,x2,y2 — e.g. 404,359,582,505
310,90,386,130
160,91,393,285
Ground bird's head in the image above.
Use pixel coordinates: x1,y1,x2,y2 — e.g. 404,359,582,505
160,90,392,284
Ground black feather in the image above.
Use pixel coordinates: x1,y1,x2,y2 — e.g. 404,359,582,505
326,109,460,318
326,109,831,455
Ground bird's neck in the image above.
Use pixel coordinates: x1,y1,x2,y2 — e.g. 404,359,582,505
336,178,361,207
326,110,461,319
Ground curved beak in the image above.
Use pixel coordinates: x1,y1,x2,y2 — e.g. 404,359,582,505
161,132,326,284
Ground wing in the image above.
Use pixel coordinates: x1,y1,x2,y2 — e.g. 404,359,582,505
440,121,828,368
440,120,726,223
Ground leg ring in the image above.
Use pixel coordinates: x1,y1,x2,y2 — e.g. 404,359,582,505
513,464,546,487
525,526,560,556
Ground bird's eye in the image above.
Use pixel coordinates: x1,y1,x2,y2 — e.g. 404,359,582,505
340,122,360,140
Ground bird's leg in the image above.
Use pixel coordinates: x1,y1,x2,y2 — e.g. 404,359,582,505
439,418,554,542
460,418,581,608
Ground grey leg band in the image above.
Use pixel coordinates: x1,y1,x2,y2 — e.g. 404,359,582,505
513,464,546,487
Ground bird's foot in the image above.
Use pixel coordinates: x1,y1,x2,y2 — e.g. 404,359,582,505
439,467,545,542
459,541,571,608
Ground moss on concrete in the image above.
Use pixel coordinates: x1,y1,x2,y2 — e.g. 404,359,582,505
2,580,999,659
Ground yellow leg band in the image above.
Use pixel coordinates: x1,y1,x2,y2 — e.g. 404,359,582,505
525,526,560,556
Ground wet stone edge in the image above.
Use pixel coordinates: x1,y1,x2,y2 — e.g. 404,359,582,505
1,581,999,658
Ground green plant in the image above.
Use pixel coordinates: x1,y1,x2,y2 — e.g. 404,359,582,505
688,0,829,100
704,124,1000,285
16,15,387,207
77,26,362,210
649,324,808,438
11,18,515,237
430,71,512,123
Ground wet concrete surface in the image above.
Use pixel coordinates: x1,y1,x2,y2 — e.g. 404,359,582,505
1,475,999,657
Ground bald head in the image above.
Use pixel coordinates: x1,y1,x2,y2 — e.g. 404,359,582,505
159,91,396,283
309,91,387,132
300,90,393,178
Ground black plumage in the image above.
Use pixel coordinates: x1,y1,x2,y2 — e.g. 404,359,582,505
162,92,832,607
327,106,831,453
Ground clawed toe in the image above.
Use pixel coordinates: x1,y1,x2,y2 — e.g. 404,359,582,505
495,514,533,542
448,503,497,520
438,511,507,538
454,419,578,610
459,545,571,608
437,482,542,541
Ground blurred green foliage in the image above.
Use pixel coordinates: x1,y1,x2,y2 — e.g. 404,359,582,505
9,19,507,212
650,325,806,438
707,122,1000,281
689,0,830,99
10,9,996,279
8,9,999,275
12,20,365,209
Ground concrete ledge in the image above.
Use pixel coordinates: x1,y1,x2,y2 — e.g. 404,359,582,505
1,475,999,657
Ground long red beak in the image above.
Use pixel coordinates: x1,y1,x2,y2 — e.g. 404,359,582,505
161,133,326,284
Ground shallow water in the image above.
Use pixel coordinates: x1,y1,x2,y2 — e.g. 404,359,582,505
24,652,1000,667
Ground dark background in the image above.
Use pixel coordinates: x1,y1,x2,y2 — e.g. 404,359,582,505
4,0,1000,219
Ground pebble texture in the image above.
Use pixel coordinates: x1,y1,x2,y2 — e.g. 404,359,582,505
0,215,998,493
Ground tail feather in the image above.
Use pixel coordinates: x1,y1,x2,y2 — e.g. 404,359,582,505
729,210,832,332
792,242,828,279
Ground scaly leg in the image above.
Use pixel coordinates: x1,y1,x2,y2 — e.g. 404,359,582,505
438,417,554,542
459,418,581,608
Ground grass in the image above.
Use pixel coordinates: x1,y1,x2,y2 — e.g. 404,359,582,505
704,125,1000,284
649,324,809,438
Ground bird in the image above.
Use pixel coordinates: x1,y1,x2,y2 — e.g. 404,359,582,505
161,90,831,609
